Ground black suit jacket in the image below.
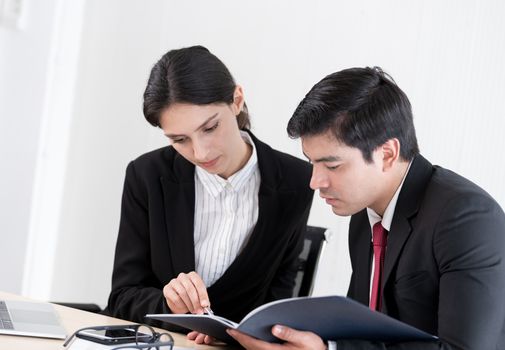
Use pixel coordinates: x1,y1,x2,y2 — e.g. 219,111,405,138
105,132,314,327
341,155,505,350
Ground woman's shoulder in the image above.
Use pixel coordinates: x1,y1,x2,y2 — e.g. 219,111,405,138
128,145,173,169
255,139,312,191
254,137,310,170
127,145,191,180
268,147,311,171
252,132,309,165
133,145,176,164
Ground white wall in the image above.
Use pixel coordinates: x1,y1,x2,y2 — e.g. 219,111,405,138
2,0,505,304
0,0,59,294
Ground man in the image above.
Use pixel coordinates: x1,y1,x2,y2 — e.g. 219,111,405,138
228,67,505,349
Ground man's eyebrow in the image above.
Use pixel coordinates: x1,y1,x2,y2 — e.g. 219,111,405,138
302,152,342,163
164,113,219,138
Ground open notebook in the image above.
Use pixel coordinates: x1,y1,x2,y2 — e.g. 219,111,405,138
146,295,436,343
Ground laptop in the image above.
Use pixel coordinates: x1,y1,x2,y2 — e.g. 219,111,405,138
0,300,66,339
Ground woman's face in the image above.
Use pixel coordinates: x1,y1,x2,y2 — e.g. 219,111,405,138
159,87,248,179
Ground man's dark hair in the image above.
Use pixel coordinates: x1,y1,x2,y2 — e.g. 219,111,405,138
287,67,419,162
143,45,250,129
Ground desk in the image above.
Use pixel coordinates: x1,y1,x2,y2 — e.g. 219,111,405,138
0,291,234,350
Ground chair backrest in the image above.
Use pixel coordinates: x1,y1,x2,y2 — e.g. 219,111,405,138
293,225,327,297
52,302,102,314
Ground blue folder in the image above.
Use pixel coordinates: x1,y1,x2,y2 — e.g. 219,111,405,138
146,295,436,344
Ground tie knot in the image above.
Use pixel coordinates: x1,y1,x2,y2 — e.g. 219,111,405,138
373,221,388,247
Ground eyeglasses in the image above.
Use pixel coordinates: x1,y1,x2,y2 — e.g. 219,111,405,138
63,324,174,350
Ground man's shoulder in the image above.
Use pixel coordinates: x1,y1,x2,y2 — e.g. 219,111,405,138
405,155,497,208
415,164,505,228
428,165,496,204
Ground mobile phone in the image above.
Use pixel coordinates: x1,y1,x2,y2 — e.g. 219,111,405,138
76,327,152,345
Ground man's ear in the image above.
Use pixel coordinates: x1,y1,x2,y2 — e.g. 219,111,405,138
381,138,401,171
231,85,245,115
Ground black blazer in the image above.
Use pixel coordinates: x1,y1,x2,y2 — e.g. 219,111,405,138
105,132,314,327
341,155,505,349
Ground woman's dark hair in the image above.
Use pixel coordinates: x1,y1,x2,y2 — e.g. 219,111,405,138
287,67,419,162
143,45,250,129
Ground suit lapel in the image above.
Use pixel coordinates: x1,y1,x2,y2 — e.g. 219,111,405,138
160,153,196,276
349,211,373,305
249,131,295,235
382,155,434,291
251,131,282,206
213,132,291,279
382,215,412,290
225,132,286,261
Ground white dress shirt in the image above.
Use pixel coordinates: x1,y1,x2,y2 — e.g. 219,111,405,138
193,131,260,287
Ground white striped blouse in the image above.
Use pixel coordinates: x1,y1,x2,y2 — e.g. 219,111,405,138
193,132,261,287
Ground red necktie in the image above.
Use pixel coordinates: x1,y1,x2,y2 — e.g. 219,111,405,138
370,221,388,311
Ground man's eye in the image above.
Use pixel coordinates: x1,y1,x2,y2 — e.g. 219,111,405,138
326,165,340,170
172,138,186,144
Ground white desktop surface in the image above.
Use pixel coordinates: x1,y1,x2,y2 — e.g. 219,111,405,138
0,291,234,350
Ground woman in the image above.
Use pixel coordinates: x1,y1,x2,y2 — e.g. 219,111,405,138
105,46,313,344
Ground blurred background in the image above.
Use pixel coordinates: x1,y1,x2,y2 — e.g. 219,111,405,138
1,0,504,307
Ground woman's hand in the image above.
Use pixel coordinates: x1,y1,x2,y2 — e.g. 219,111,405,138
187,330,217,345
162,271,210,314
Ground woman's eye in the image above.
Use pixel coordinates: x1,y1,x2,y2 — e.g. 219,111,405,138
326,165,340,170
204,122,219,133
172,138,186,144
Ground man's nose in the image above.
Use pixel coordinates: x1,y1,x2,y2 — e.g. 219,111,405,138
310,166,329,190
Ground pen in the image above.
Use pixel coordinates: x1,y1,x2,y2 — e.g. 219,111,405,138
204,306,214,316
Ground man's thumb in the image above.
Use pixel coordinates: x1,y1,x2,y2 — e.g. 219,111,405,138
272,325,296,341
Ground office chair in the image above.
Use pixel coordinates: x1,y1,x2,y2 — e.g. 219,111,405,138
52,302,102,314
293,225,327,297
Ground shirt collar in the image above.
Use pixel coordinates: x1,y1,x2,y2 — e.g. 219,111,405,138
195,131,258,198
367,161,412,232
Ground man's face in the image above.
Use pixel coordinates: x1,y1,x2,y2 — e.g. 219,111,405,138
302,131,387,216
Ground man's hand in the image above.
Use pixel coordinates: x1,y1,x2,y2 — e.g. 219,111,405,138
162,271,210,314
227,325,327,350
